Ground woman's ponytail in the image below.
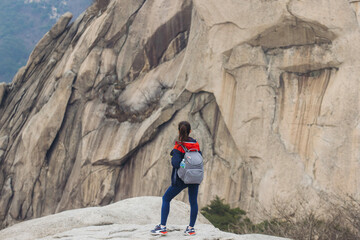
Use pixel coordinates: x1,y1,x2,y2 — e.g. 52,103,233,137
178,121,191,142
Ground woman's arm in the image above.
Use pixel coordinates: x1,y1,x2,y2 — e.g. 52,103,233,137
170,149,183,168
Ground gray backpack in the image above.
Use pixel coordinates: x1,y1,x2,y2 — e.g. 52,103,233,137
177,145,204,184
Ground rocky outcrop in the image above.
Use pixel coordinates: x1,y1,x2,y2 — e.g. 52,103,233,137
0,196,289,240
0,0,360,229
0,83,6,106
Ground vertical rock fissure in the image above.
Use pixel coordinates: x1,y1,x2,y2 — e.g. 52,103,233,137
278,68,335,159
105,0,147,55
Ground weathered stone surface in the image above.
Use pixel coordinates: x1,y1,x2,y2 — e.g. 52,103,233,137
0,135,8,150
0,0,359,230
8,70,75,221
0,83,6,106
49,12,73,39
0,135,8,164
0,197,288,240
350,0,360,24
0,178,13,221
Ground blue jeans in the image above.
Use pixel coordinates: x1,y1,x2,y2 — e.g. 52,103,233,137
161,184,199,227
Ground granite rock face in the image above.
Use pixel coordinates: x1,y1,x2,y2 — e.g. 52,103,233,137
0,0,360,228
0,83,6,106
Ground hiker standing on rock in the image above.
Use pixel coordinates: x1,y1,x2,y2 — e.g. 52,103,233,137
151,121,204,236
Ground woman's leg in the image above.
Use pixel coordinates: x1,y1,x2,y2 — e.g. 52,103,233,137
188,184,199,227
161,185,186,226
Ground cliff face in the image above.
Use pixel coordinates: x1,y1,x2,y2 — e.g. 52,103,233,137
0,0,359,228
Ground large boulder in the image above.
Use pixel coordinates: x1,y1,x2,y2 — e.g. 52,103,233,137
0,196,288,240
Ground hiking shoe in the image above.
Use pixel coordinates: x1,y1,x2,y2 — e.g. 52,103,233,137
184,226,196,236
150,224,167,235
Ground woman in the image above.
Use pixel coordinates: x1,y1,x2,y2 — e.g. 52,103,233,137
151,121,201,236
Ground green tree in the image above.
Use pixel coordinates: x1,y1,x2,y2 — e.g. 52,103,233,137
201,196,248,232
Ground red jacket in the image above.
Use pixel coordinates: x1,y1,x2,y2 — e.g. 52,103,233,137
173,140,200,154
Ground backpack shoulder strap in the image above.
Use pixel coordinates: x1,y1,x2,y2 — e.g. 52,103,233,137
179,144,189,152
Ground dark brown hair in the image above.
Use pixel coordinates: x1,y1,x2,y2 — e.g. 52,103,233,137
178,121,191,142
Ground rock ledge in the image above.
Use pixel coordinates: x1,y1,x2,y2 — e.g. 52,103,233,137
0,196,289,240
